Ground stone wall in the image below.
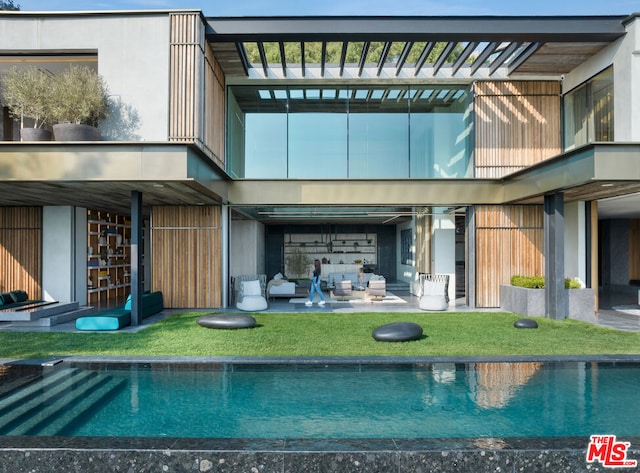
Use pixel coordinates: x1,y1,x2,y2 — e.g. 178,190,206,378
0,436,634,473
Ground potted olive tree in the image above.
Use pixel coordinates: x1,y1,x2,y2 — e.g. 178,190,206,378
49,65,109,141
1,66,53,141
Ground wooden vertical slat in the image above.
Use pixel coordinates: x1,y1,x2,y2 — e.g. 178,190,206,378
0,207,42,298
629,219,640,281
169,13,225,169
151,206,221,308
474,81,561,178
475,205,544,307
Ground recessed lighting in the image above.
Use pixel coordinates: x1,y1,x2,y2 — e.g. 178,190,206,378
153,184,165,188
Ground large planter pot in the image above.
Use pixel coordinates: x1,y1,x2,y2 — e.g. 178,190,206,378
20,128,52,141
500,285,595,322
53,123,101,141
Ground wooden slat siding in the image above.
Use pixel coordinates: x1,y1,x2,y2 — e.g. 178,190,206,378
151,206,221,308
0,207,41,298
474,81,561,178
169,13,226,169
629,219,640,281
204,41,226,169
475,205,544,307
169,13,197,142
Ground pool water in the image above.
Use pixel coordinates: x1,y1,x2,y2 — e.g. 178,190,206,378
0,361,638,438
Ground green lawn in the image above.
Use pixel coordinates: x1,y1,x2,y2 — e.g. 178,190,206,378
0,311,639,359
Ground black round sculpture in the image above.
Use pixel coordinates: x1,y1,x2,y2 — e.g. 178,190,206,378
514,318,538,329
197,314,257,329
372,322,423,342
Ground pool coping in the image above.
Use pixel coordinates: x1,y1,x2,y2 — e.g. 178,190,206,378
4,353,640,366
2,355,640,473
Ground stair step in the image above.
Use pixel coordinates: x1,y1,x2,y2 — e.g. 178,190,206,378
45,377,127,436
15,375,125,436
0,369,97,434
12,306,95,327
0,302,79,322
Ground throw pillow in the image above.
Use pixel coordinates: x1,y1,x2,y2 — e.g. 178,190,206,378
243,280,262,296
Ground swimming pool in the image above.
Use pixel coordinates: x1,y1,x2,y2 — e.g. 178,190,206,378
1,357,639,439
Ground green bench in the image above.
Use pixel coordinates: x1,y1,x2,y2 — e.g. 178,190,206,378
75,291,163,331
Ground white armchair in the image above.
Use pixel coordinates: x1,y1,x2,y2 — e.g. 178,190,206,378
419,273,450,311
236,278,268,311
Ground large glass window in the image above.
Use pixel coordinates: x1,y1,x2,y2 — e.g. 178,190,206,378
227,84,472,179
410,86,472,178
563,68,613,150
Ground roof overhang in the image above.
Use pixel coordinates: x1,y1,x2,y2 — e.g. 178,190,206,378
1,142,639,221
0,142,229,215
205,15,628,80
502,143,640,205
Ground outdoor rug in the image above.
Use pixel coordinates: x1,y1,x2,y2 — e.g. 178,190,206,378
289,291,406,304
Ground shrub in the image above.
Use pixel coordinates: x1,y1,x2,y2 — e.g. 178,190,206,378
510,275,545,288
1,66,52,128
510,275,584,289
49,65,109,125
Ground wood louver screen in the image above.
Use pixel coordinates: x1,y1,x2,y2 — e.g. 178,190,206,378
475,205,544,307
151,206,221,308
474,81,561,178
169,13,226,169
0,207,42,298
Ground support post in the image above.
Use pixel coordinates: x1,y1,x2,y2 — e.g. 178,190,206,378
545,193,565,319
466,206,476,308
130,191,143,326
221,204,230,308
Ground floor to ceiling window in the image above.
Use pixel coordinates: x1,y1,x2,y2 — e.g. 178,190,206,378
563,67,613,150
227,84,472,179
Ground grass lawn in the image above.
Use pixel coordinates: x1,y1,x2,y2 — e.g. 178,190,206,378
0,311,639,359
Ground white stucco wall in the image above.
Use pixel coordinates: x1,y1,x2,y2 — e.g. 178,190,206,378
564,201,587,284
42,206,87,304
0,13,172,141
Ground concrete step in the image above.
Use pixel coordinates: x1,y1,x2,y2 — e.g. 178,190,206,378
11,306,95,327
0,302,79,322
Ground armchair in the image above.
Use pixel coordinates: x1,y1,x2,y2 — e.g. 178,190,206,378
366,279,386,300
234,275,268,311
419,273,450,311
332,280,353,300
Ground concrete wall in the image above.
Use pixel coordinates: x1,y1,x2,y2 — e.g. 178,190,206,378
564,201,586,284
0,13,171,141
432,212,456,304
230,219,265,277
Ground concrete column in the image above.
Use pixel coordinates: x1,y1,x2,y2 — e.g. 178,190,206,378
221,204,230,308
545,193,565,319
130,191,143,326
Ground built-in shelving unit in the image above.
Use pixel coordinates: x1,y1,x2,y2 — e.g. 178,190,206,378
87,210,131,308
283,233,377,277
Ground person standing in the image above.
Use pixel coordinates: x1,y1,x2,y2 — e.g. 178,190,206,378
305,259,326,306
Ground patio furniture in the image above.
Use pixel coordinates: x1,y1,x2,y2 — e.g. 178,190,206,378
419,273,450,311
366,278,386,300
332,280,352,300
236,278,268,311
76,291,164,331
